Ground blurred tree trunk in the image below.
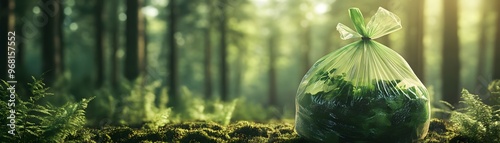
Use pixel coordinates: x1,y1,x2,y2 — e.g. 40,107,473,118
442,0,460,105
405,0,425,82
494,0,500,80
95,0,105,88
14,0,28,84
204,1,213,99
234,43,245,97
0,0,10,80
124,0,144,81
138,4,146,78
58,1,64,75
475,0,490,94
268,27,278,107
167,0,179,108
219,0,229,101
42,0,64,84
110,0,119,88
302,25,311,75
204,28,213,99
323,26,334,54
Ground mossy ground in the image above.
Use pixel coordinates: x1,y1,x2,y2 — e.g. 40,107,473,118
62,119,466,143
65,120,305,143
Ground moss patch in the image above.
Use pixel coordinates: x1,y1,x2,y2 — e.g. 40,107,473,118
63,120,303,143
59,119,475,143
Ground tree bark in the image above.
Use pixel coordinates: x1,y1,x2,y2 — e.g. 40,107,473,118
167,0,179,108
0,0,9,80
493,0,500,80
219,0,229,101
95,0,105,88
42,0,63,84
405,0,425,82
124,0,141,81
442,0,460,105
14,0,28,84
110,0,119,88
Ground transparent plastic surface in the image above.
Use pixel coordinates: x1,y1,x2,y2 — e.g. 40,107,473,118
295,7,430,143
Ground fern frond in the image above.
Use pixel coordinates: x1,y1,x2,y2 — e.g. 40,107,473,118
449,89,500,142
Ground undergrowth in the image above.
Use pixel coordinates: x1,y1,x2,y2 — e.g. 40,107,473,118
5,77,500,142
426,80,500,142
0,77,94,142
447,89,500,142
92,78,240,128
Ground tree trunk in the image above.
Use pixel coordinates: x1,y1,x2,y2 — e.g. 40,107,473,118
442,0,460,105
14,0,28,84
234,45,245,97
475,0,489,94
302,25,311,75
203,0,213,99
204,28,213,99
95,0,105,88
219,0,229,101
110,0,119,89
138,2,146,79
167,0,179,108
0,0,9,80
42,0,63,84
124,0,141,81
494,0,500,80
405,0,425,82
268,29,278,107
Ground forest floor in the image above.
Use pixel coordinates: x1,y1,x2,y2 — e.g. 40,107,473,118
65,119,460,143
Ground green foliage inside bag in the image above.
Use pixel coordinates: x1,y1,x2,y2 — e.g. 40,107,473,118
294,7,431,142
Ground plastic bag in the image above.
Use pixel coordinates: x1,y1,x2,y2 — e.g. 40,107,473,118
294,7,430,142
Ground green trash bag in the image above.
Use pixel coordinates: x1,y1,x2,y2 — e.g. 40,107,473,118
294,7,430,143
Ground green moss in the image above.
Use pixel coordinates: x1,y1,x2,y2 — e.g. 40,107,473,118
420,119,455,143
57,120,303,142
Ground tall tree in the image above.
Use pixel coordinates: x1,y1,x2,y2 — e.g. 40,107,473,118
167,0,179,108
0,0,10,80
475,0,490,93
95,0,105,88
124,0,145,81
110,0,120,88
219,0,229,101
137,2,146,78
41,0,64,84
268,27,278,107
405,0,425,82
203,0,213,99
302,25,311,75
494,0,500,80
14,0,28,84
442,0,460,105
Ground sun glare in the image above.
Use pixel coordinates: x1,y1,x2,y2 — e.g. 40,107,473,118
314,3,328,15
